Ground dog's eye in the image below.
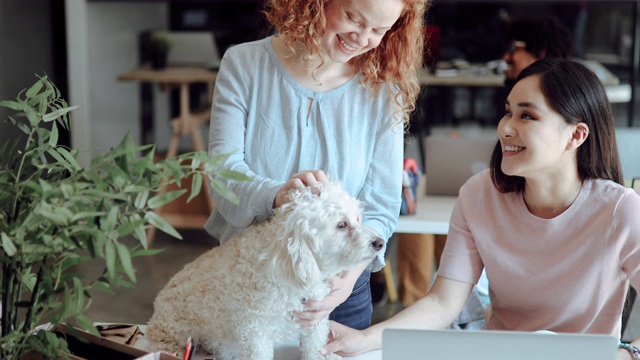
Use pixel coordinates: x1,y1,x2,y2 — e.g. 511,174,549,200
337,221,348,229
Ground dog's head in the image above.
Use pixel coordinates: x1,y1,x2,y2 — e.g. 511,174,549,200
269,181,384,291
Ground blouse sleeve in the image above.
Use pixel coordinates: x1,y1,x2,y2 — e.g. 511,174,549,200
360,119,404,272
207,47,283,230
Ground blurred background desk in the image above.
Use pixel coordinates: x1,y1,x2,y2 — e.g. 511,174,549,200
419,59,621,87
117,66,217,152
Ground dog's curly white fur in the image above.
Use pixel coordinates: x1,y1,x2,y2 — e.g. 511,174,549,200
146,181,384,360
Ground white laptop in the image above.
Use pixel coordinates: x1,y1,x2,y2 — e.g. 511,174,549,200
382,328,618,360
424,136,497,196
166,31,222,69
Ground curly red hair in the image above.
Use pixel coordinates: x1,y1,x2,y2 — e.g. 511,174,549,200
264,0,429,126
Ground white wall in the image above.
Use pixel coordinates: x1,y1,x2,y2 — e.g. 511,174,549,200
65,1,168,166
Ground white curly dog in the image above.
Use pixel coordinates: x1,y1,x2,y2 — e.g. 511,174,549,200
146,181,384,359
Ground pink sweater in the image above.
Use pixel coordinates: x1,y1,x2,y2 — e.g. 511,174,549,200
438,170,640,336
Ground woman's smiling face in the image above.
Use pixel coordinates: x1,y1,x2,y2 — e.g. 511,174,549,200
498,75,576,179
321,0,404,64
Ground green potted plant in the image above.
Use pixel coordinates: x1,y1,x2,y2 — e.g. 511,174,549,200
0,75,249,359
149,30,171,69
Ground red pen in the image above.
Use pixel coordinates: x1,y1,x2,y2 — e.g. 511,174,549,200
183,336,194,360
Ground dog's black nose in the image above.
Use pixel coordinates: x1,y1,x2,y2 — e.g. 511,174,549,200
371,237,384,251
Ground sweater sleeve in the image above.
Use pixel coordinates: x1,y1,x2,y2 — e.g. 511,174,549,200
207,45,283,233
360,119,404,272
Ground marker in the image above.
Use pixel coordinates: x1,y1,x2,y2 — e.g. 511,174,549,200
183,336,193,360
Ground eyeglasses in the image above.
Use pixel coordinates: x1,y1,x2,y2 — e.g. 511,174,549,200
506,41,527,55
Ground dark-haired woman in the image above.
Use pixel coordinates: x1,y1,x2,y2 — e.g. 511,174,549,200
323,59,640,360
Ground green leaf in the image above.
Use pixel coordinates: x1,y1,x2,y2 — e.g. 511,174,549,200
42,105,79,122
134,190,149,209
56,147,81,171
49,121,59,147
37,89,53,114
117,218,145,237
22,272,38,292
73,277,86,314
218,169,253,182
145,211,182,239
115,242,136,282
71,211,106,222
23,100,39,126
134,223,148,248
74,314,101,337
147,189,187,209
0,99,23,111
25,77,45,98
212,178,240,204
39,203,69,226
105,240,116,279
91,280,115,295
103,206,119,232
187,173,203,203
131,248,164,257
1,232,17,256
190,158,201,170
15,118,30,134
47,148,74,172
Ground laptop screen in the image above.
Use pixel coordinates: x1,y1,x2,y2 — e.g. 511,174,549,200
424,136,497,196
382,329,618,360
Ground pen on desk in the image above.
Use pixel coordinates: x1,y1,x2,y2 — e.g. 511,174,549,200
183,336,194,360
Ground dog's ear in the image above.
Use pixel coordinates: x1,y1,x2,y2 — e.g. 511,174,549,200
269,205,323,291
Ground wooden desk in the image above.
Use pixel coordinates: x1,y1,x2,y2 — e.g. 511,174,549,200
118,66,218,243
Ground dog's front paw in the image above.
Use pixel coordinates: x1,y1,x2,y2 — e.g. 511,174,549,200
323,353,342,360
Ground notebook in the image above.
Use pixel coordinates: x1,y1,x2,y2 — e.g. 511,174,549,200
166,31,222,69
424,136,497,196
382,329,618,360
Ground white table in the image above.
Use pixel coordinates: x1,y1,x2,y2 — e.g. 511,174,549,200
386,178,457,303
396,195,456,235
274,341,380,360
133,331,381,359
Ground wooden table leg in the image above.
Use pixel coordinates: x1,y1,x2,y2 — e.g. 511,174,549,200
396,233,436,307
146,83,215,246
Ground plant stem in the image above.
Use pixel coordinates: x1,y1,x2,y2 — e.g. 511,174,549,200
23,259,45,334
1,262,9,337
10,128,36,221
10,263,21,334
2,262,19,339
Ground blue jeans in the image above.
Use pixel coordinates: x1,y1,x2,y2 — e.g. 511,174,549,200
329,270,372,330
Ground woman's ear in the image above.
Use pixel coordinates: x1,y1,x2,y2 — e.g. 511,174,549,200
568,122,589,149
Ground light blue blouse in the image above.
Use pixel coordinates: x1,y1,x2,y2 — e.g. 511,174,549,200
205,36,403,271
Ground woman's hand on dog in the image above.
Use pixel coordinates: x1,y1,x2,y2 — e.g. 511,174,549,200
295,276,348,329
273,170,330,208
321,320,373,357
295,267,364,329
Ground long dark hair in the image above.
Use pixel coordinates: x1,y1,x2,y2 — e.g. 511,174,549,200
490,58,624,192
